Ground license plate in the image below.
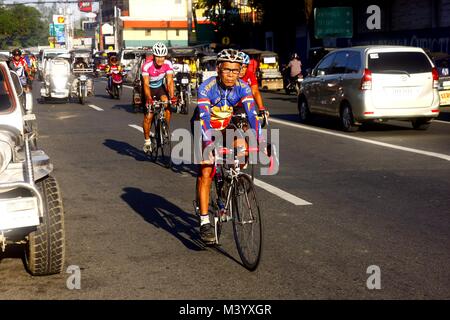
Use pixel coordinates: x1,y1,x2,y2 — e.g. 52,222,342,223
439,90,450,105
181,78,189,84
386,87,418,98
0,198,39,230
79,75,87,81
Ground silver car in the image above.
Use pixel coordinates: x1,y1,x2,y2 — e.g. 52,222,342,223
298,46,440,131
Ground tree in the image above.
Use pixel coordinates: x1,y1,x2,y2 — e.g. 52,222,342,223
0,4,48,49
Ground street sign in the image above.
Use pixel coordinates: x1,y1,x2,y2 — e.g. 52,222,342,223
49,24,65,37
78,1,93,13
222,36,230,45
53,15,66,24
314,7,353,39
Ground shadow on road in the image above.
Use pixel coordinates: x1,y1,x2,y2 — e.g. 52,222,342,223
103,139,149,162
121,187,204,251
112,104,139,114
170,162,198,178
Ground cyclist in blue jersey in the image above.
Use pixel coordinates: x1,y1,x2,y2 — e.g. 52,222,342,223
195,48,261,243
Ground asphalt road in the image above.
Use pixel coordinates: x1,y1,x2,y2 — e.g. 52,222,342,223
0,80,449,299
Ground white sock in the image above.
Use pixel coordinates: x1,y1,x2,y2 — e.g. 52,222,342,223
144,138,150,144
200,215,210,226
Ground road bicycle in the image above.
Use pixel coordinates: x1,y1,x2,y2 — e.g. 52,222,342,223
147,100,172,168
194,118,263,271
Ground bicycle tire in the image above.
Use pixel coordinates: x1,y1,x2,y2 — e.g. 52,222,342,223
160,119,172,168
232,174,263,271
149,119,158,162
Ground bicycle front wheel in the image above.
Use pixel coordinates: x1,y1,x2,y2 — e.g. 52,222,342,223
160,119,172,168
232,174,263,271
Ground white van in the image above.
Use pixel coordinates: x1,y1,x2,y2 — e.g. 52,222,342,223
299,46,440,131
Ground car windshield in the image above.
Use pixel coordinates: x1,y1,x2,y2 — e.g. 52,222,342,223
123,52,136,60
368,51,432,74
0,66,14,113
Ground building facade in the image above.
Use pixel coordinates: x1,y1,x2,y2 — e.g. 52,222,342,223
119,0,190,48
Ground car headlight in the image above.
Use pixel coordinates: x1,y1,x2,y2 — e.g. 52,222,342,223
0,141,12,175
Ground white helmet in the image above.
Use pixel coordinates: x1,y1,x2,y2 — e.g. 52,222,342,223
217,48,244,64
152,42,168,57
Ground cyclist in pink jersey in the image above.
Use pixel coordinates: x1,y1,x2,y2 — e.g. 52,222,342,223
141,42,177,153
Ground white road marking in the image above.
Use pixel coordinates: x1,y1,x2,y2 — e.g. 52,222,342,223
433,120,450,124
88,104,104,111
253,179,312,206
269,118,450,162
129,124,143,133
128,123,312,206
58,115,78,120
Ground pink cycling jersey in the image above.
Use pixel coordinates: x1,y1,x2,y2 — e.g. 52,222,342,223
141,60,174,89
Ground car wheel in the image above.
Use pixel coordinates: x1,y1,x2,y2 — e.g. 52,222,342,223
411,118,431,130
340,104,359,132
25,175,65,276
298,98,311,123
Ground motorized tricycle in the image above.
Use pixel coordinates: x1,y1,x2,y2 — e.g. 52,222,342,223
40,54,72,102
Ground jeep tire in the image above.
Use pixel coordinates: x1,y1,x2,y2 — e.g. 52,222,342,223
25,175,65,276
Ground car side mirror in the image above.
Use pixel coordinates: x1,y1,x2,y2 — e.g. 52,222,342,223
25,91,33,114
9,71,23,97
317,70,326,76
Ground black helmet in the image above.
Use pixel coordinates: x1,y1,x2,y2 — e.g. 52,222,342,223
12,48,22,56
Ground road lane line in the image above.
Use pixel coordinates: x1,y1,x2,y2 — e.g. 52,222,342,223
128,123,312,206
269,118,450,162
253,179,312,206
434,120,450,124
88,104,104,111
129,124,143,133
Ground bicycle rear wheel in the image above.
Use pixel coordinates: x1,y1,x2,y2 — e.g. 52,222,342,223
232,174,262,271
160,119,172,168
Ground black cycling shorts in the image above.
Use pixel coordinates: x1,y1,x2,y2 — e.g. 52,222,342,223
150,85,168,101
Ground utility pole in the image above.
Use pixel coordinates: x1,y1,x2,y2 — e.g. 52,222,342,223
187,0,193,45
99,0,103,51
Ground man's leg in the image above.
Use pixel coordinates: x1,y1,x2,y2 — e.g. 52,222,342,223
198,163,215,242
160,95,172,127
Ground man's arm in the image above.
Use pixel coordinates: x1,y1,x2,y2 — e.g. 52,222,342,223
240,85,261,141
197,89,213,144
166,73,175,98
143,75,152,102
251,84,265,111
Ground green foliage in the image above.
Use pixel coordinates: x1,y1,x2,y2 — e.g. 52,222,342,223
0,4,48,49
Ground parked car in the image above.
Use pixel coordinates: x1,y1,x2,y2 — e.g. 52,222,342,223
298,45,440,131
428,52,450,107
0,55,65,275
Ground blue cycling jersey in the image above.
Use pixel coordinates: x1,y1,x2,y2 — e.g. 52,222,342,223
197,76,260,143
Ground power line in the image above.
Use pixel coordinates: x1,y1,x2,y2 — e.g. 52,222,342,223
1,1,99,5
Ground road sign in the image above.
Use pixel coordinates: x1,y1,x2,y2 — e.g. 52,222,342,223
314,7,353,39
53,15,66,24
49,24,65,37
222,36,230,45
